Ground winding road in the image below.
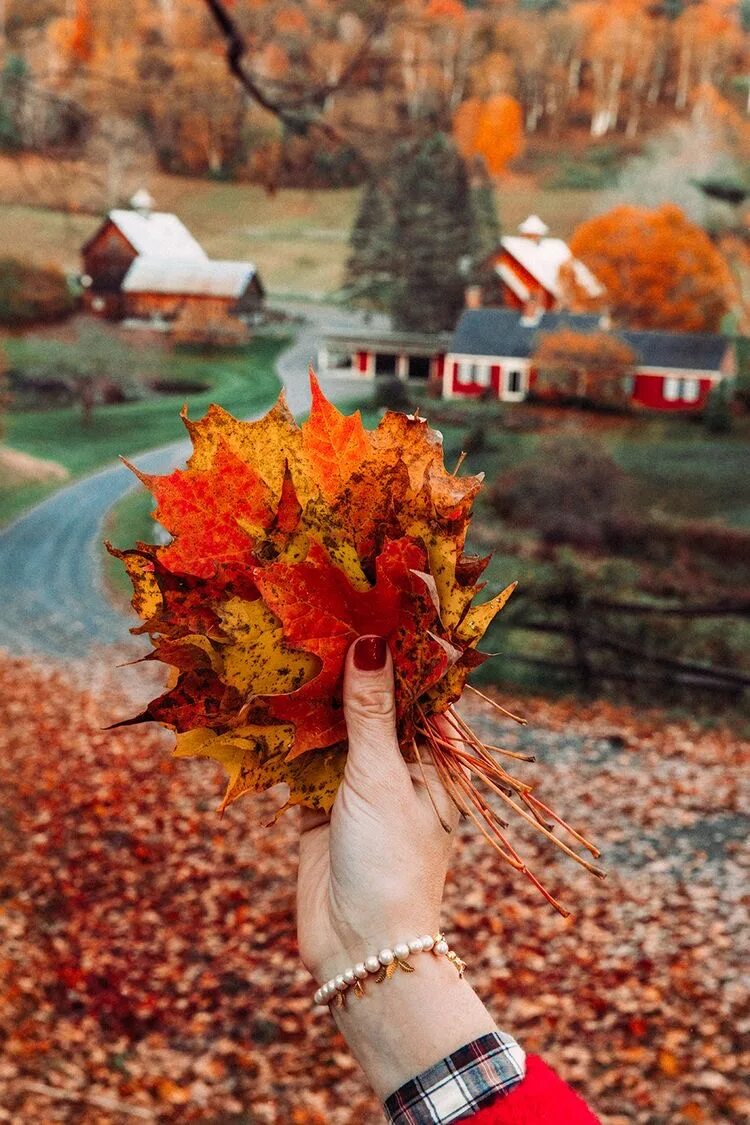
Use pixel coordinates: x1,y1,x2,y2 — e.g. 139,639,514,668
0,303,379,659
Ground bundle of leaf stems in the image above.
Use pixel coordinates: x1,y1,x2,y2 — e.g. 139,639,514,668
415,688,605,918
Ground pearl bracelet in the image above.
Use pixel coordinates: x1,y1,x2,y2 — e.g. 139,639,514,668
313,931,466,1009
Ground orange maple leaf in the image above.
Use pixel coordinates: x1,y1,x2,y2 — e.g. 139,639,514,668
108,374,602,914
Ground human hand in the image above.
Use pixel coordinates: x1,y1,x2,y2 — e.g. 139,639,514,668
296,635,461,984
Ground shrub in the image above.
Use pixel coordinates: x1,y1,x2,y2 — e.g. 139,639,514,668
0,259,77,327
372,376,412,412
490,434,631,548
703,381,733,435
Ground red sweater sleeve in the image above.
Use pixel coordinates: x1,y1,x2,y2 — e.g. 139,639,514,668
458,1055,601,1124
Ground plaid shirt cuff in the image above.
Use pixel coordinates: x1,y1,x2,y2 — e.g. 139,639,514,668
383,1031,526,1124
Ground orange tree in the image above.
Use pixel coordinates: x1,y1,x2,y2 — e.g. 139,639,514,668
531,328,637,407
569,204,733,332
453,93,524,177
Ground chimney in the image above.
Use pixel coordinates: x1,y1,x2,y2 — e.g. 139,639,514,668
465,284,482,309
598,307,612,331
520,293,544,327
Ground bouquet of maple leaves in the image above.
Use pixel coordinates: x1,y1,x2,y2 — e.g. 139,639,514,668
109,374,603,915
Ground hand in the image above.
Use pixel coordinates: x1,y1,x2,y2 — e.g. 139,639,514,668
296,635,461,983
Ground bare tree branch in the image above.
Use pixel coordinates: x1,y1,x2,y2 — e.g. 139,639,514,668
200,0,394,175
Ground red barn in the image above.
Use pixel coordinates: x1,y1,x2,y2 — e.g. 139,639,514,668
81,197,207,318
121,258,264,326
444,309,734,411
488,215,604,312
80,191,264,333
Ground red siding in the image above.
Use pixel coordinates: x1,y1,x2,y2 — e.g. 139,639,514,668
356,351,369,374
435,354,445,378
493,249,556,310
451,361,500,397
632,372,713,411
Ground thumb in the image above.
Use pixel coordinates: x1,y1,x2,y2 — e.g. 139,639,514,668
343,636,410,790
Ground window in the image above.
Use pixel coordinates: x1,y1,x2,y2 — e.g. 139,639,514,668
506,369,523,395
682,379,700,403
375,352,398,376
408,355,431,380
663,377,680,402
456,361,473,385
458,361,486,385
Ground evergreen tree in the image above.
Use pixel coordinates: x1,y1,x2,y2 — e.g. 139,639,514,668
0,56,26,152
390,133,474,333
468,159,500,286
344,178,394,309
741,0,750,33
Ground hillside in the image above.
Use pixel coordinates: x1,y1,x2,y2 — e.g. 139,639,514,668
1,1,749,192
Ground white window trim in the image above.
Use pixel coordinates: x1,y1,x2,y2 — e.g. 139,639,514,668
663,376,680,402
446,354,531,401
682,378,700,403
503,367,526,401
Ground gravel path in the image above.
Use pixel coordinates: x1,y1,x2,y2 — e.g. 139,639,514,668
0,302,378,658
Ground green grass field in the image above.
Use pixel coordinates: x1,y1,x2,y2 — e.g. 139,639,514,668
0,336,284,526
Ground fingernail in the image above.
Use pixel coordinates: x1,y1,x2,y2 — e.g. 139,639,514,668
353,635,387,671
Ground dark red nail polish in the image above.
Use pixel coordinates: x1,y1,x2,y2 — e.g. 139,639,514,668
353,635,387,671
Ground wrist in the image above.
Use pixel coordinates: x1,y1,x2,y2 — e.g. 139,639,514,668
326,948,499,1101
310,916,442,984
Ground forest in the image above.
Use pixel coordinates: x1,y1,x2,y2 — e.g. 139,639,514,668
2,1,750,186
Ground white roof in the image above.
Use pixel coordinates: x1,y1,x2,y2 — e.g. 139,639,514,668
500,235,604,300
108,209,208,260
122,257,258,297
518,214,549,237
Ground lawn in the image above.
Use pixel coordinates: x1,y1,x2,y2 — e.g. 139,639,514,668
0,335,284,525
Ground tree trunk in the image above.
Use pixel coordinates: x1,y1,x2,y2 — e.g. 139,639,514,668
80,385,94,427
676,39,691,110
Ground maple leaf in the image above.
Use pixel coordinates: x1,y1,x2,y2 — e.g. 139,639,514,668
109,372,601,913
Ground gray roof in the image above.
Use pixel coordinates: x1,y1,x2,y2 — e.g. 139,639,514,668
122,257,258,298
324,328,451,356
449,309,729,372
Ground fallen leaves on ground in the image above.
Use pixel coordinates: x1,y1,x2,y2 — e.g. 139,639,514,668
0,652,747,1124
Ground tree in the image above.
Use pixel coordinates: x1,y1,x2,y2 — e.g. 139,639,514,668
703,379,733,434
570,204,733,332
391,132,474,332
531,329,637,407
0,259,77,327
344,178,395,308
468,158,501,282
0,55,25,151
13,322,145,426
600,103,747,231
0,344,9,442
453,93,524,176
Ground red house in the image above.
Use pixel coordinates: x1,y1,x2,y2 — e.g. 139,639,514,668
489,215,604,312
444,309,734,411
